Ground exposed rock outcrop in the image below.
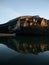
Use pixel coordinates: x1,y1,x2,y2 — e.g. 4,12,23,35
0,15,49,35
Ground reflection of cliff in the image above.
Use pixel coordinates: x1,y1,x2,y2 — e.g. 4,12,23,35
0,15,49,35
0,36,49,54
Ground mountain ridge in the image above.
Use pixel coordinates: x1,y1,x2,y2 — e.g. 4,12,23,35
0,15,49,35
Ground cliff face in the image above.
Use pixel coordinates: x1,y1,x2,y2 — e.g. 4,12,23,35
0,15,49,35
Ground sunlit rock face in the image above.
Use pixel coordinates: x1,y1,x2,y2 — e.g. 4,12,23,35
0,15,49,35
18,16,48,27
12,16,49,35
16,16,45,27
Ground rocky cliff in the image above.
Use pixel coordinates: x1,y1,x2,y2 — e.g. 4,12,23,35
0,15,49,35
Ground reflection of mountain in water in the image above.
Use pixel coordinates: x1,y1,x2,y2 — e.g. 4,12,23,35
0,36,49,54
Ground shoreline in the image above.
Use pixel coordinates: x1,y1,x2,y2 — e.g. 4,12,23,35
0,33,16,36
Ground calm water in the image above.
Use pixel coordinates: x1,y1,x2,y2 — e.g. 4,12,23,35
0,36,49,65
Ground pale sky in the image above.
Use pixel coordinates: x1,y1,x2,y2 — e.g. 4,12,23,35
0,0,49,24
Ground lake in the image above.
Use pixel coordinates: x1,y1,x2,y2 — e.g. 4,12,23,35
0,36,49,65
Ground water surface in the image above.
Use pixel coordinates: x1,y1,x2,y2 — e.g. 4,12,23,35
0,36,49,65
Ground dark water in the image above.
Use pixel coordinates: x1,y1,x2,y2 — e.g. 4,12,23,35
0,36,49,65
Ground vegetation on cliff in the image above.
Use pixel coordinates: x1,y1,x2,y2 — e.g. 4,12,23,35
0,15,49,35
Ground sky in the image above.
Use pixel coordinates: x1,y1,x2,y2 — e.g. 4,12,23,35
0,0,49,24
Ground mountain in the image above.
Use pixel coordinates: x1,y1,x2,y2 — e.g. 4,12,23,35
0,15,49,35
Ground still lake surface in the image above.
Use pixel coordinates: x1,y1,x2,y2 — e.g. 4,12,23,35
0,36,49,65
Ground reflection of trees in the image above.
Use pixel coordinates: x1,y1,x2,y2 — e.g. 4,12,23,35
0,36,49,54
